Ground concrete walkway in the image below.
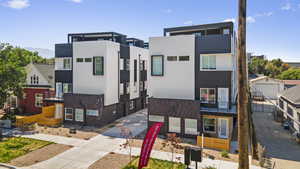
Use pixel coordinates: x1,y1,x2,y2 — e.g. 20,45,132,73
114,147,262,169
18,109,148,169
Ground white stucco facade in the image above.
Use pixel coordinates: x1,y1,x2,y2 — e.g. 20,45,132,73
72,41,119,106
148,35,195,100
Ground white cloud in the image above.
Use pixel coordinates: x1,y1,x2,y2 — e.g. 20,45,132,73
246,16,256,23
183,20,193,25
164,9,172,14
5,0,30,9
281,2,291,10
70,0,82,3
223,18,236,23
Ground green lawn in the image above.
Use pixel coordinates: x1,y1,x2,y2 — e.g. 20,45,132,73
0,137,52,163
123,157,186,169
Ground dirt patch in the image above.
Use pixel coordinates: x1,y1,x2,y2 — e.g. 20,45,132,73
34,122,117,140
9,144,72,167
88,152,130,169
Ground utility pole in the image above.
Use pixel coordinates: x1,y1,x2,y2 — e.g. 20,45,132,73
237,0,249,169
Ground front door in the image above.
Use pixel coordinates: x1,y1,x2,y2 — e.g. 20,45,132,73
218,118,229,138
218,88,229,109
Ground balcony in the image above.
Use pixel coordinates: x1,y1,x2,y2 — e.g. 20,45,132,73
200,101,237,115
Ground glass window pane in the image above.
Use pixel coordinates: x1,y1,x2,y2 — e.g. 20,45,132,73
86,109,98,116
152,56,163,76
169,117,181,133
185,119,197,135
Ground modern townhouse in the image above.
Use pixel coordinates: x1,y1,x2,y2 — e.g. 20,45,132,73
48,32,148,127
278,85,300,133
147,22,237,151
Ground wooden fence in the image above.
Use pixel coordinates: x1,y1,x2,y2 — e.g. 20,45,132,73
197,136,231,151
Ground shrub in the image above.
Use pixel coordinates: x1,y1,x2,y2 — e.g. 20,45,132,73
221,150,229,158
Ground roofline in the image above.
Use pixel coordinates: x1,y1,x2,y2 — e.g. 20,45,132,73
68,32,126,37
164,21,234,35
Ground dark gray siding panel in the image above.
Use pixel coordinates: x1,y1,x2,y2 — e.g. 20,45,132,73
120,45,130,59
196,35,231,54
55,44,72,57
55,70,73,83
120,70,130,83
148,98,201,137
195,71,232,108
140,70,147,81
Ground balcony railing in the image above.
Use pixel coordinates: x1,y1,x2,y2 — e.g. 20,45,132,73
200,101,236,114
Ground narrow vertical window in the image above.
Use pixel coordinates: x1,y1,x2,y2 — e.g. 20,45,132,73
151,55,164,76
134,59,137,82
93,56,104,75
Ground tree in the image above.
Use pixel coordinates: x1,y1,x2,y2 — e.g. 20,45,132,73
0,43,53,108
237,0,249,168
119,126,134,164
161,133,182,169
248,58,267,75
0,45,26,108
277,68,300,80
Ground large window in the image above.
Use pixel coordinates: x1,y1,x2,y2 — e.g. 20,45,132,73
63,58,72,69
151,55,164,76
201,55,216,70
169,117,181,133
93,56,104,75
35,93,43,107
120,58,124,70
185,119,198,135
75,108,84,122
200,88,216,103
65,108,73,120
86,109,99,116
203,118,216,133
63,83,72,93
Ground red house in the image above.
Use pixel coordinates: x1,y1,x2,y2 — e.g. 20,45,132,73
18,63,55,115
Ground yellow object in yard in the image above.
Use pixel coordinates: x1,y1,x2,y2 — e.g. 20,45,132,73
16,104,63,127
197,136,231,151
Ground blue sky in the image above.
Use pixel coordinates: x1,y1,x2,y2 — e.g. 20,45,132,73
0,0,299,61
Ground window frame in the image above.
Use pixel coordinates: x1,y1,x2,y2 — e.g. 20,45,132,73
93,56,104,75
35,93,43,107
63,83,72,93
179,56,190,61
200,88,216,104
169,117,181,133
151,55,164,76
76,58,84,62
65,108,73,121
200,55,216,70
184,119,198,135
167,56,177,61
86,109,99,116
75,108,84,122
63,58,72,70
203,117,216,133
85,58,92,62
129,100,135,110
149,115,164,122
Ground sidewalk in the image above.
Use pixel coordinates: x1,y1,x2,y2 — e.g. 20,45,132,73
18,109,148,169
114,147,262,169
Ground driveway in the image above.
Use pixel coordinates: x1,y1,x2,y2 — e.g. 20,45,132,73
252,102,300,169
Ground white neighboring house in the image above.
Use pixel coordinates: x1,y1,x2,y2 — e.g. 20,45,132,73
278,85,300,133
250,76,285,100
